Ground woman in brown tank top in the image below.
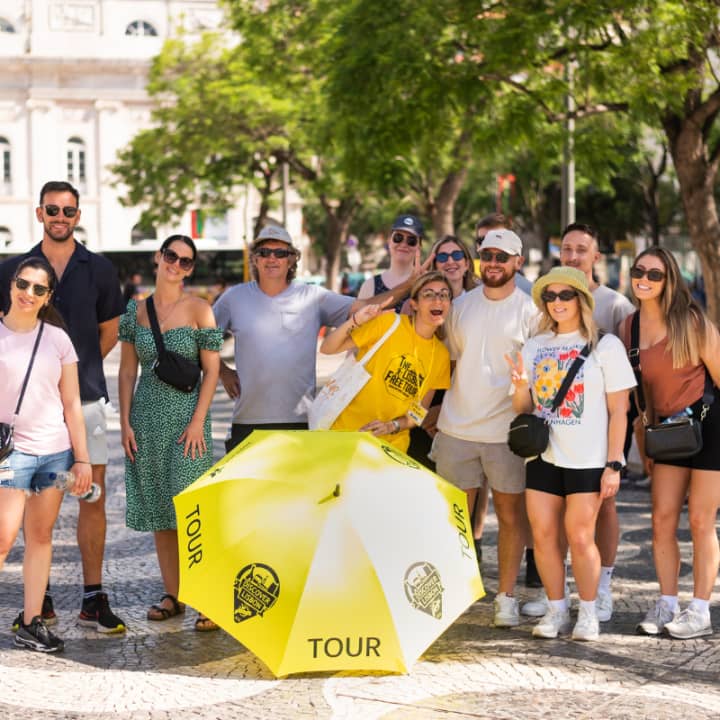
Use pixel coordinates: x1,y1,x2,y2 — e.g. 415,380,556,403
619,247,720,640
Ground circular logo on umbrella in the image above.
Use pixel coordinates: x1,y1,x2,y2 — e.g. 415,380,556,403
233,563,281,623
381,444,420,469
404,561,443,619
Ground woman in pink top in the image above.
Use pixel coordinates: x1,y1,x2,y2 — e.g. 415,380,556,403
0,257,91,653
620,247,720,639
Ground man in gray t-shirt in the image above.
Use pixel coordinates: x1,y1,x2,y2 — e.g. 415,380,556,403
214,225,418,451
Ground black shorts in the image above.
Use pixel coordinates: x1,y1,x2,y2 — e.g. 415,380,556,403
656,391,720,471
225,422,308,454
526,456,603,497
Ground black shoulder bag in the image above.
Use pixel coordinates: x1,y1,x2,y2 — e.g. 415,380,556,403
508,342,591,458
0,320,45,462
628,311,712,462
146,296,201,393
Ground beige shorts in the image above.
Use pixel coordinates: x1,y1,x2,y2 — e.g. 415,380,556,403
82,399,109,466
434,431,525,494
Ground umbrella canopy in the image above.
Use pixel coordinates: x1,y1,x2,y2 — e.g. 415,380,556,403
173,430,483,676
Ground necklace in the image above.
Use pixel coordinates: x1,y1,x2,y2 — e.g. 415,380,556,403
153,295,183,330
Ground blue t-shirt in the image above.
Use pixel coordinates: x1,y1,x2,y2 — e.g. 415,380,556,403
0,242,125,402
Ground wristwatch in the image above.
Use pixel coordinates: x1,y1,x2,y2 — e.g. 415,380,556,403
390,419,401,434
605,461,624,472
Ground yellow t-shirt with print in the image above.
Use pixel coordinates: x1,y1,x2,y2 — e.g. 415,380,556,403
331,313,451,451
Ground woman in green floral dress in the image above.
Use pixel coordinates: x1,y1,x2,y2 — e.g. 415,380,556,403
118,235,222,630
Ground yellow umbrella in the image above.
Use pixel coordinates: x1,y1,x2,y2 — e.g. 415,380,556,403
173,430,484,677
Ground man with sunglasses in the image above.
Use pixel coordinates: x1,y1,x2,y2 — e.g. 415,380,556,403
0,180,126,635
434,228,539,628
357,214,424,312
214,225,421,452
558,222,635,624
476,213,532,295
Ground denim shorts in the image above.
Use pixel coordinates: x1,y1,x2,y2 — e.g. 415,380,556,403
0,448,74,493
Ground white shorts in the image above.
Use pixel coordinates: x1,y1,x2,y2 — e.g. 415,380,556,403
82,399,109,466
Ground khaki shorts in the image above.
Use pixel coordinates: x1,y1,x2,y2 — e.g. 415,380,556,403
434,431,525,494
82,399,109,466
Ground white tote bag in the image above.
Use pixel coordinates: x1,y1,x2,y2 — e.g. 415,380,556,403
308,314,401,430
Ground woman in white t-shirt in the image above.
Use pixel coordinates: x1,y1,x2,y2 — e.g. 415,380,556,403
506,266,635,642
0,257,91,653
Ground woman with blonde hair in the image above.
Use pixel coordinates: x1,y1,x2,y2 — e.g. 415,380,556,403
321,271,451,451
620,246,720,639
507,266,635,641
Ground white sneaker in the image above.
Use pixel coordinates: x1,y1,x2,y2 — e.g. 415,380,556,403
596,590,613,622
572,605,600,641
665,606,713,639
521,590,547,618
532,606,571,638
636,599,678,636
493,592,520,627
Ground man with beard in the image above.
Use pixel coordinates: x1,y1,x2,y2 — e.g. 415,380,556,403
434,228,538,627
0,181,126,634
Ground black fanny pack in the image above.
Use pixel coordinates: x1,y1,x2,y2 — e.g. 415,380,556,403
146,296,201,393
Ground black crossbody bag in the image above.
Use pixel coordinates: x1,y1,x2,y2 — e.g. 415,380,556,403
0,320,45,462
628,311,712,462
146,296,201,393
508,342,591,458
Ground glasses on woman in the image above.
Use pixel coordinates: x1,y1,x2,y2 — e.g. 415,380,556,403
435,250,465,263
391,233,419,247
255,247,294,259
418,288,452,302
162,248,195,270
541,289,578,303
14,277,50,297
630,266,666,282
479,249,511,263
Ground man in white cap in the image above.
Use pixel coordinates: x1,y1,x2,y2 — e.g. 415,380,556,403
434,228,538,627
214,225,423,451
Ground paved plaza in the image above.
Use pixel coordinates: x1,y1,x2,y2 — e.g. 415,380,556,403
1,346,719,719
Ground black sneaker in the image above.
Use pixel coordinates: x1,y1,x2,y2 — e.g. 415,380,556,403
14,615,64,653
11,594,57,633
78,592,126,634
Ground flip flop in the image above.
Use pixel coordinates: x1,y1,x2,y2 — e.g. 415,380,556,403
194,614,219,632
147,593,185,621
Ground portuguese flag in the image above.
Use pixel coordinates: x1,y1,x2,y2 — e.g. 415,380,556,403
191,210,204,239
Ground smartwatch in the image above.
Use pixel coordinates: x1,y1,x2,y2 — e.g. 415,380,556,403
605,461,624,472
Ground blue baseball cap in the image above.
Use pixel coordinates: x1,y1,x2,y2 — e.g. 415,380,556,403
391,214,424,237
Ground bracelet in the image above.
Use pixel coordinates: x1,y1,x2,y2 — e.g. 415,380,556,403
74,460,92,465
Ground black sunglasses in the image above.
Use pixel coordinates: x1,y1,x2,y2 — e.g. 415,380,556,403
43,204,78,218
14,277,50,297
630,266,666,282
436,250,465,263
162,248,194,271
391,233,419,247
255,247,294,259
479,249,511,263
541,289,578,303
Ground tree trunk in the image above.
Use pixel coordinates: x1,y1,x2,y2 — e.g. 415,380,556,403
663,117,720,323
430,167,468,240
321,197,357,292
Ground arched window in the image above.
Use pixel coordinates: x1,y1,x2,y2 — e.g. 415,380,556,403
0,226,12,248
0,137,10,192
0,18,15,33
131,221,157,245
125,20,157,36
66,137,86,188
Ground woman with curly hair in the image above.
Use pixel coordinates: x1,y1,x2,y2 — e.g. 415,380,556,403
620,246,720,639
507,266,635,641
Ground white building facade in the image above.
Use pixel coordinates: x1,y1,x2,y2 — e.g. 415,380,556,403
0,0,304,267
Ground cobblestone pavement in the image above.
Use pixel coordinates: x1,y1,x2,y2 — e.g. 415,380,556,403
1,346,719,719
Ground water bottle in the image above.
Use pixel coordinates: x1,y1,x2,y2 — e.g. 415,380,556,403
49,471,102,503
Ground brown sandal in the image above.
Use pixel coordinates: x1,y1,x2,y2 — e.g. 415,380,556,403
194,614,219,632
147,593,185,621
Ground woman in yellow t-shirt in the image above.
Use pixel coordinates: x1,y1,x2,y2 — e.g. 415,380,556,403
320,271,452,451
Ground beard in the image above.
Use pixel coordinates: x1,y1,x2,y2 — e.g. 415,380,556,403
481,266,515,288
44,221,75,242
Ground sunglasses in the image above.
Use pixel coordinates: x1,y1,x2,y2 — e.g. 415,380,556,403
391,233,419,247
255,247,294,259
630,266,666,282
541,289,578,303
14,277,50,297
162,248,194,270
418,288,452,302
479,249,511,263
43,204,78,218
435,250,465,263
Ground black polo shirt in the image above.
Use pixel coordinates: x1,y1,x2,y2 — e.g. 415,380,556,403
0,242,125,402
